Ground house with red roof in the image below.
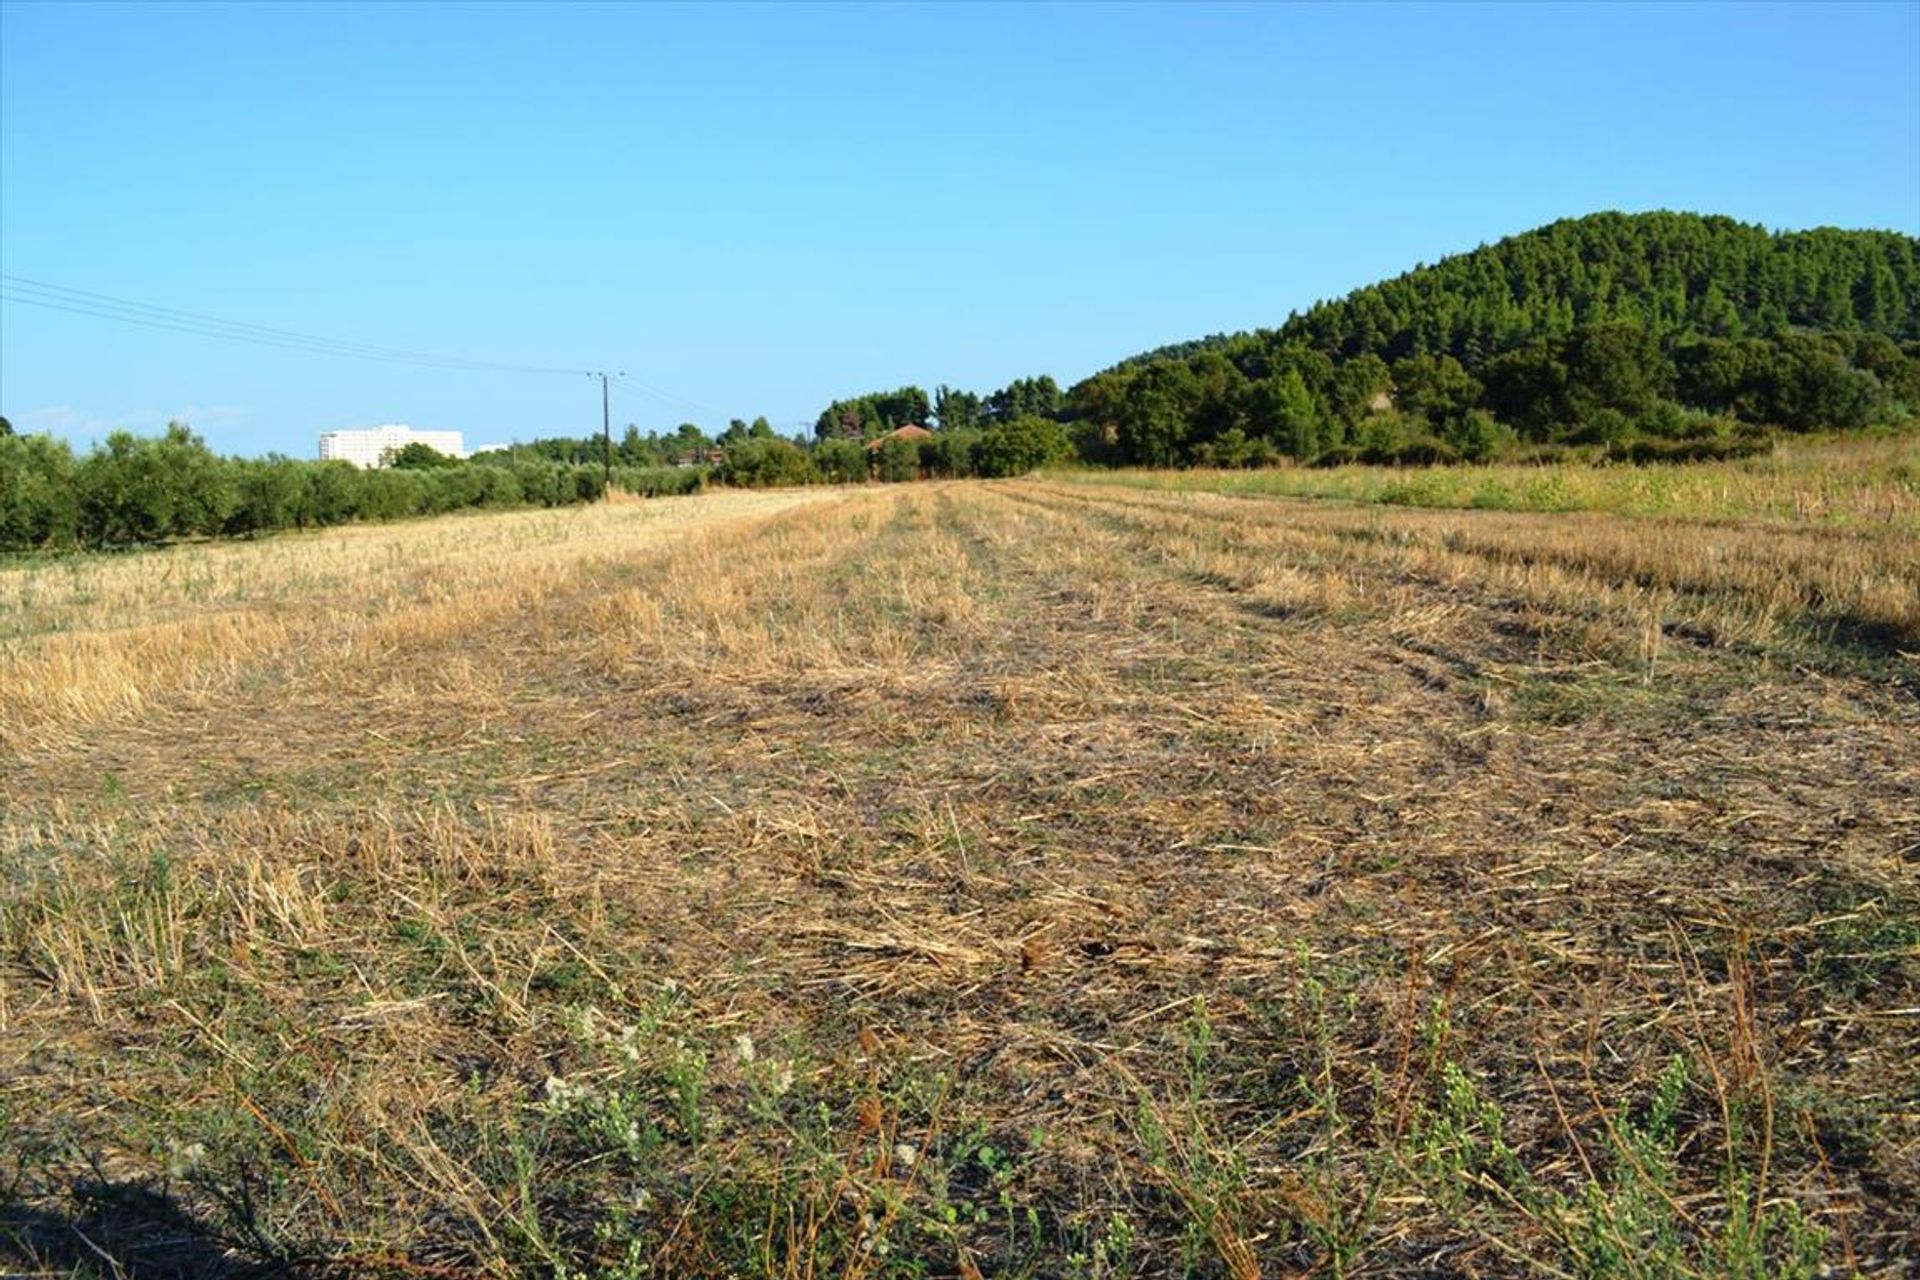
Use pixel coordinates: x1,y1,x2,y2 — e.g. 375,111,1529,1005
863,423,934,452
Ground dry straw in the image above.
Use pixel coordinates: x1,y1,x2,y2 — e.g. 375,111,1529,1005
1,462,1914,1276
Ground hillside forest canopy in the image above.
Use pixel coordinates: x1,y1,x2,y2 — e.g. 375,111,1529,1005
3,211,1917,550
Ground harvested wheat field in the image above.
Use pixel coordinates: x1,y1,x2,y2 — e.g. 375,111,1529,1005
2,474,1917,1278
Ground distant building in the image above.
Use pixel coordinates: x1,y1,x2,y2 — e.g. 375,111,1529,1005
318,424,466,468
864,423,934,452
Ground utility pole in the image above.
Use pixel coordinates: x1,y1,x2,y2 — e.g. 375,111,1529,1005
593,371,623,497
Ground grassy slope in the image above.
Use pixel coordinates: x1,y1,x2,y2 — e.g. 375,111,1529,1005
1052,433,1920,528
2,472,1915,1277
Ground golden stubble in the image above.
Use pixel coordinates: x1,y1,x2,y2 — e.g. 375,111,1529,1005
0,488,841,752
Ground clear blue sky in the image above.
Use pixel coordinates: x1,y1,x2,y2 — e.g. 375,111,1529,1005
3,1,1916,456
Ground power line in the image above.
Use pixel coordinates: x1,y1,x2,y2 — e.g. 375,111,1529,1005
607,374,723,423
2,271,729,441
0,273,590,376
610,373,718,420
0,288,560,373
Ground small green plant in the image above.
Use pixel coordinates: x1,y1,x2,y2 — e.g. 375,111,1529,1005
1408,1054,1828,1279
1561,1055,1692,1277
1411,1061,1534,1215
1063,1210,1139,1279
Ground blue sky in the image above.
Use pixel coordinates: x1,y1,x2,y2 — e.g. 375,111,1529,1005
3,1,1916,456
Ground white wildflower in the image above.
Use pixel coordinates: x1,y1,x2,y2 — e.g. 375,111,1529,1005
165,1139,207,1177
733,1033,756,1065
542,1074,589,1111
856,1209,890,1256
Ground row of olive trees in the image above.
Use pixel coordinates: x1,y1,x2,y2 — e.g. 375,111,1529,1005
0,422,697,552
1,414,1072,552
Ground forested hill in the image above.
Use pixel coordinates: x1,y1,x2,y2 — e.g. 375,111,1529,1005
1113,213,1918,373
1068,212,1920,466
1279,212,1918,362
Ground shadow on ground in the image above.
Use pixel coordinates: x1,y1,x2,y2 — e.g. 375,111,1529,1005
1,1179,279,1280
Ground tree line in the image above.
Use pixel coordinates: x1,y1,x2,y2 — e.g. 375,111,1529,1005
1061,323,1916,468
814,378,1066,440
502,411,1074,491
0,410,1071,550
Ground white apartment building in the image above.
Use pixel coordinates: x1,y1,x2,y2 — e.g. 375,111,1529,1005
317,424,466,468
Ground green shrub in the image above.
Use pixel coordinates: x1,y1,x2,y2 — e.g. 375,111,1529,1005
1570,408,1636,446
1376,436,1459,467
1607,432,1775,465
1634,399,1697,440
975,416,1072,477
1448,409,1515,463
1350,410,1420,458
925,428,982,477
874,435,922,483
616,465,706,497
226,457,308,536
475,466,524,508
814,438,868,485
76,422,236,546
1191,427,1281,469
0,432,80,548
718,438,815,488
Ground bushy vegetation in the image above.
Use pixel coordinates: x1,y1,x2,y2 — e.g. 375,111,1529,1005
0,421,687,552
0,409,1078,552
